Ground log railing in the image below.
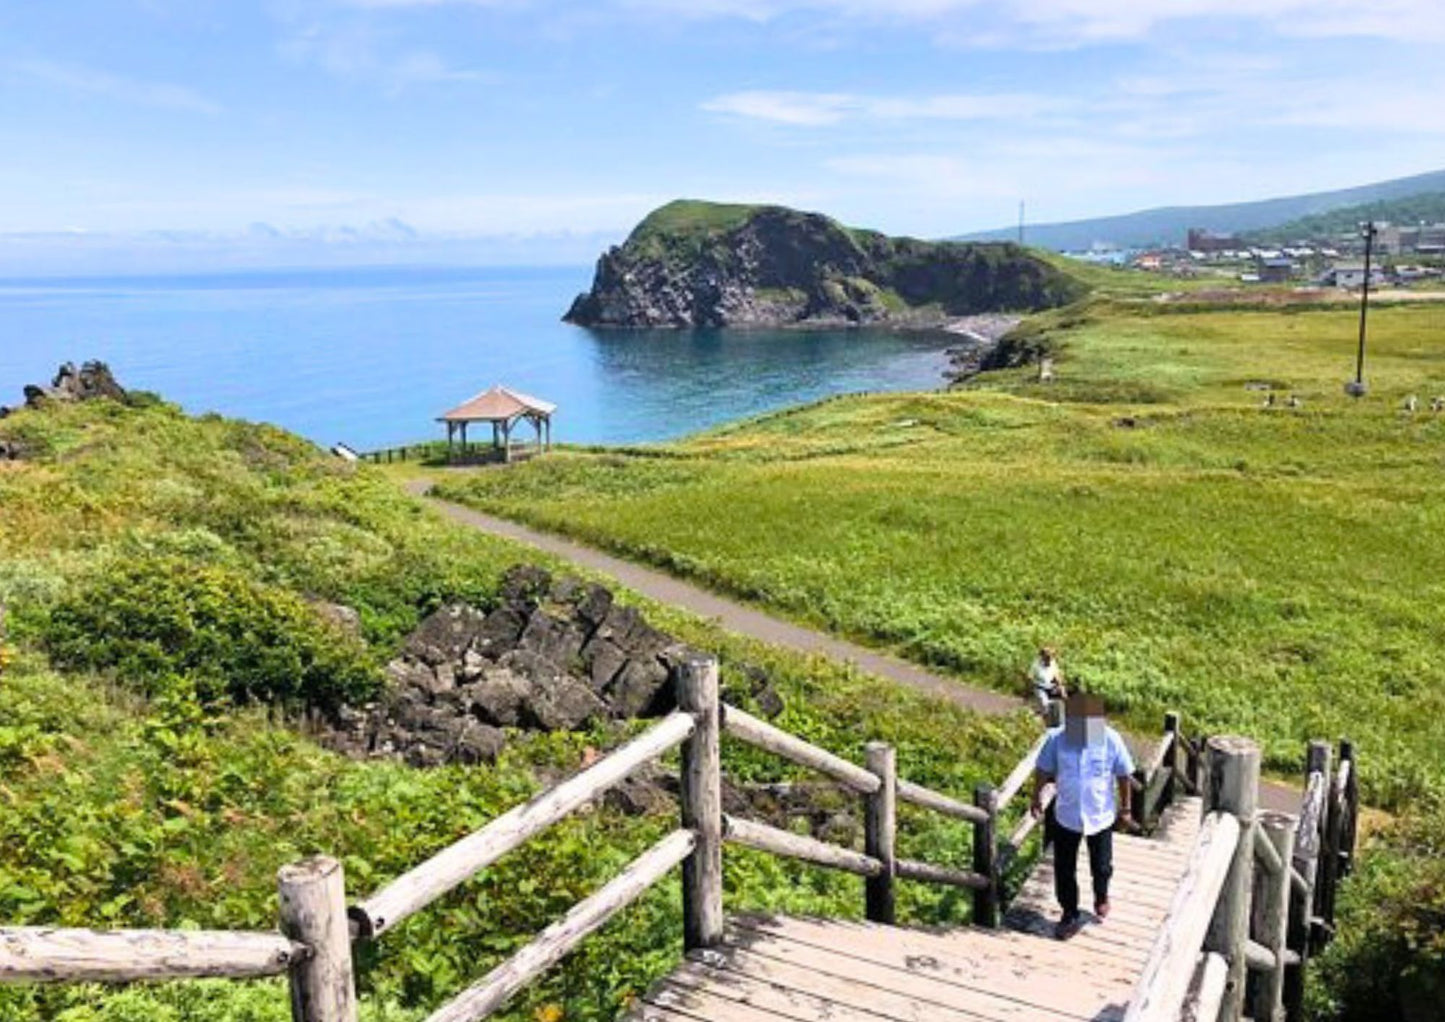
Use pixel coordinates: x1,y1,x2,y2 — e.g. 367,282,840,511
0,657,1360,1022
717,700,1001,928
0,656,1068,1020
1122,735,1359,1022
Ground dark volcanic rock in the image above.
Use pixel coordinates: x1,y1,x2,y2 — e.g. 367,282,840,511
321,566,703,769
525,676,606,731
3,361,130,420
564,200,1086,330
451,721,506,765
405,604,490,666
606,658,672,719
463,668,532,727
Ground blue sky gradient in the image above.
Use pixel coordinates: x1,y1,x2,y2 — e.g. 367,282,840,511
2,0,1443,268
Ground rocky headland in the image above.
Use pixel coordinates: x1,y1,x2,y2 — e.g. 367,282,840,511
564,200,1087,329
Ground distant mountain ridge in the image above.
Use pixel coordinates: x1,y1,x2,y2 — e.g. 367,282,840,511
1241,191,1445,245
566,199,1085,329
958,168,1445,251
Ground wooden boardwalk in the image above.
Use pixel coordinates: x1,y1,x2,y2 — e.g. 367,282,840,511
627,797,1205,1022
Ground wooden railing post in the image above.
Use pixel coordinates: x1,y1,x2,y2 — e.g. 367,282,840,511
1252,810,1297,1022
1292,741,1331,978
1320,743,1344,938
972,782,999,928
1338,739,1358,877
1203,736,1260,1022
1163,712,1181,808
864,742,897,924
277,856,357,1022
677,657,724,951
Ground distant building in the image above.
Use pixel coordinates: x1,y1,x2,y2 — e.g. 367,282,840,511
1321,265,1387,289
1374,223,1405,255
1187,228,1243,253
1416,224,1445,254
1256,257,1294,283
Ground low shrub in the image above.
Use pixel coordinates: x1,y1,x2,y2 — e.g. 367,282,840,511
1312,796,1445,1021
43,557,378,709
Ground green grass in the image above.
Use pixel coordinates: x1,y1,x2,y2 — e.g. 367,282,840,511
628,199,765,243
435,300,1445,810
0,395,1033,1021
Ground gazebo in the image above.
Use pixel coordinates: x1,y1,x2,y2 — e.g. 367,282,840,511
437,385,555,463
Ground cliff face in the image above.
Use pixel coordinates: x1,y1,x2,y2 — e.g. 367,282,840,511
564,201,1087,329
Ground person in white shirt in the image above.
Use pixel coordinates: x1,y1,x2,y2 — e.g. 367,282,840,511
1030,693,1135,940
1028,646,1066,716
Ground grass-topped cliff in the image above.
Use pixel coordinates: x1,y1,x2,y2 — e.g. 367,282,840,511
0,384,1034,1021
565,199,1087,328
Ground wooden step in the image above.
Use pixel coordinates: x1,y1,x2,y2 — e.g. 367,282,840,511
624,798,1216,1020
623,914,1134,1022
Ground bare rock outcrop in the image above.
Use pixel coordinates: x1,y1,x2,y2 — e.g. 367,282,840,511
3,361,128,417
323,566,701,768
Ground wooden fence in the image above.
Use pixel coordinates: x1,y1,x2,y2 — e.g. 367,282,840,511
0,658,1354,1022
1122,734,1358,1022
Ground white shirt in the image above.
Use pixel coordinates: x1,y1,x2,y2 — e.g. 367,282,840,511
1030,658,1060,693
1036,726,1135,836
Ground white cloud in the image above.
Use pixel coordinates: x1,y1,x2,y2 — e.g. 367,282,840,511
703,89,1068,126
702,91,855,125
9,59,220,114
625,0,1445,44
277,21,490,90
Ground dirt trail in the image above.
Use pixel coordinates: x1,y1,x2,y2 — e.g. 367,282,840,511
407,478,1301,812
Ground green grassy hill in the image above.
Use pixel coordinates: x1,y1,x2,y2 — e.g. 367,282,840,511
435,297,1445,1017
0,392,1031,1022
438,298,1445,809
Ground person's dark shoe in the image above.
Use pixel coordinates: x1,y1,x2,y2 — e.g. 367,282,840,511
1054,912,1084,941
1094,900,1111,920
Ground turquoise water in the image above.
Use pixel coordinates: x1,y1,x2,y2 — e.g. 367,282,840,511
0,265,956,449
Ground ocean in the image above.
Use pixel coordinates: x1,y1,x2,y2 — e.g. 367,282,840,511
0,265,957,450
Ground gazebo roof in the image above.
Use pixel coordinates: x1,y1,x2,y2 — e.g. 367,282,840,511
437,385,556,423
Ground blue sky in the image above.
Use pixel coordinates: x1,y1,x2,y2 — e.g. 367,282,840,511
2,0,1443,267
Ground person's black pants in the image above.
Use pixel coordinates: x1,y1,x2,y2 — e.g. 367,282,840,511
1052,824,1113,918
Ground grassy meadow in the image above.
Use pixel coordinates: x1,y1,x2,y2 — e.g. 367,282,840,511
0,395,1033,1022
435,298,1445,809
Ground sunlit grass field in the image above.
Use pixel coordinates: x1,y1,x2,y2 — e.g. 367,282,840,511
435,299,1445,808
0,396,1033,1022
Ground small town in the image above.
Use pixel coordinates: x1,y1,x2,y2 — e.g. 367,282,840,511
1073,220,1445,286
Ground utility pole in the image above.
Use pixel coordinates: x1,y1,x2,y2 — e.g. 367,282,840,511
1018,201,1025,246
1346,221,1376,398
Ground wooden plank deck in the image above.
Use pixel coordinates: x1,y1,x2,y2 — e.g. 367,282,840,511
624,798,1205,1022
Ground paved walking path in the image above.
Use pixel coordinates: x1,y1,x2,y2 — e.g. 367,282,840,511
408,480,1300,812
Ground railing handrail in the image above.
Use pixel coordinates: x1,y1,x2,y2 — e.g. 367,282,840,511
350,708,697,940
721,705,880,794
0,659,1356,1022
0,927,306,985
1123,811,1242,1022
425,830,696,1022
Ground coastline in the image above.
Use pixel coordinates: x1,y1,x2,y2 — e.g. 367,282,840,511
941,314,1022,384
